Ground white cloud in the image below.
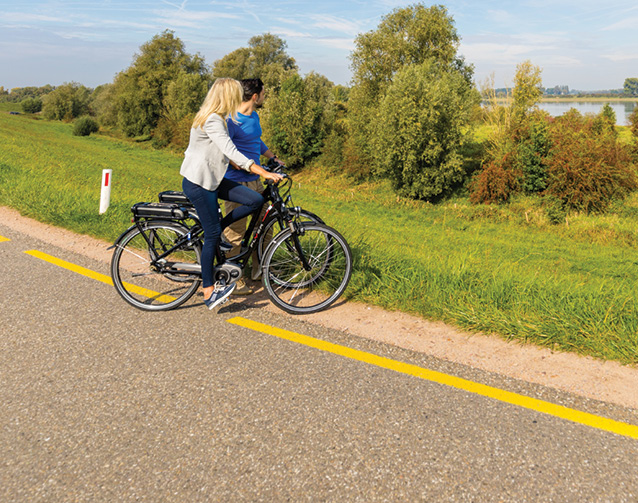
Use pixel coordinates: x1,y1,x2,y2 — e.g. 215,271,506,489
308,15,362,36
602,51,638,62
601,16,638,30
0,12,69,24
272,28,312,39
314,37,356,51
486,9,517,25
152,9,239,29
460,42,538,65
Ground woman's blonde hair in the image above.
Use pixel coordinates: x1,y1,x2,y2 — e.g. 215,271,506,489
192,78,242,129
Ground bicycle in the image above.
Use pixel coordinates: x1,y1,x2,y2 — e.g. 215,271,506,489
109,160,352,314
156,159,323,264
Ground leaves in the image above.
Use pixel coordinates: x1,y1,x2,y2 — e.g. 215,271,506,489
108,30,210,137
372,60,480,201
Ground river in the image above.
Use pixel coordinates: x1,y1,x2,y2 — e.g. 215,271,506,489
538,101,637,125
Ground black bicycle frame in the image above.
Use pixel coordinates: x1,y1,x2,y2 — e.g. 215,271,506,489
129,177,306,278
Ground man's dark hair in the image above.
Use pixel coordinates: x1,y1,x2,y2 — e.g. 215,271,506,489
240,78,264,102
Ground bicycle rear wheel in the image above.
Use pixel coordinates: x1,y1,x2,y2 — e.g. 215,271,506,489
111,221,201,311
261,223,352,314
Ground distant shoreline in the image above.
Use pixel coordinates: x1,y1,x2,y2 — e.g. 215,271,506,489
540,96,637,102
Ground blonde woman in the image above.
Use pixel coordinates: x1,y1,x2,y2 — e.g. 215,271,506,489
180,78,283,309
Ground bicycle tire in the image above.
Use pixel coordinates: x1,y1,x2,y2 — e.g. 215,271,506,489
261,223,352,314
111,221,202,311
256,209,323,264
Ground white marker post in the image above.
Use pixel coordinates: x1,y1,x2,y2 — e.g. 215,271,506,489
99,169,112,214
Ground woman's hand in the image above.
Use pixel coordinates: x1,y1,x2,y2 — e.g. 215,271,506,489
250,162,284,183
262,171,284,183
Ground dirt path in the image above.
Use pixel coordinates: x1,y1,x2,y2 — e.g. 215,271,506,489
2,205,636,410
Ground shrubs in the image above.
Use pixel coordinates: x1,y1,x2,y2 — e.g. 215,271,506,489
470,153,520,204
545,111,637,213
73,116,99,136
21,97,42,114
628,106,638,137
515,113,551,194
472,106,638,215
371,60,480,201
42,82,91,121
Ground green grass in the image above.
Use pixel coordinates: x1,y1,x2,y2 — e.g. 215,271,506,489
1,112,638,364
0,102,23,113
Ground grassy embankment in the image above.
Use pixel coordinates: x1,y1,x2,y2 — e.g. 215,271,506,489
1,108,638,365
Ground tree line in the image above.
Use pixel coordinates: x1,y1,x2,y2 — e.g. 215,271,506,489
4,3,638,215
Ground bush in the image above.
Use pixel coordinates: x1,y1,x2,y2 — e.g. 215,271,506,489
628,106,638,137
371,60,480,201
515,112,551,194
152,114,192,150
470,153,520,204
42,82,91,121
21,97,42,114
543,195,567,224
545,111,637,213
73,116,99,136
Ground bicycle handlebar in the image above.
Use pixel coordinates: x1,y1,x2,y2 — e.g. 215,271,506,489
265,157,286,173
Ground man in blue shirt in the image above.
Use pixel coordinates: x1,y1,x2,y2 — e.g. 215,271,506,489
224,78,280,294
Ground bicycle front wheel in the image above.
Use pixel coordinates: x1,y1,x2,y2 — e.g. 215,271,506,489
111,221,202,311
262,223,352,314
256,209,323,264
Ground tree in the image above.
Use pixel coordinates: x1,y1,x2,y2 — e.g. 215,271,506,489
41,82,91,121
212,33,297,90
162,72,208,122
624,78,638,97
319,85,350,169
21,97,42,113
512,60,543,121
263,72,333,167
110,30,209,137
371,60,480,200
593,103,617,137
152,73,208,149
91,84,117,127
1,85,54,103
347,4,473,170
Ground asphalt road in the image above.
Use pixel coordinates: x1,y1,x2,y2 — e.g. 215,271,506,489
1,223,638,502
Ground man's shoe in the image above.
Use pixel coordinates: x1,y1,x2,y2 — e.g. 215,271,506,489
251,267,262,281
219,238,233,252
204,283,236,309
232,279,254,296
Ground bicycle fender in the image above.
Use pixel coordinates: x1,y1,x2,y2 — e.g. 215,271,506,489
107,224,138,250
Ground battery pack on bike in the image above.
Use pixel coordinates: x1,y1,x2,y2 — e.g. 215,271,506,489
131,202,190,220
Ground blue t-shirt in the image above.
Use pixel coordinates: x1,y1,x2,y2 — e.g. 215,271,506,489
225,111,268,183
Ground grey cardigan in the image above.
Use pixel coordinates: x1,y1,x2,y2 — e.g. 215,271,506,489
179,113,254,191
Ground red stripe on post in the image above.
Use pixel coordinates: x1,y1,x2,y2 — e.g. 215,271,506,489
104,172,110,186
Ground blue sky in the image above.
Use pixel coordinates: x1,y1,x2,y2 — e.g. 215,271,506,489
1,0,637,91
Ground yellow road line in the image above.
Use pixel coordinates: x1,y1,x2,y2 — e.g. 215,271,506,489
228,316,638,440
0,234,10,242
24,250,175,303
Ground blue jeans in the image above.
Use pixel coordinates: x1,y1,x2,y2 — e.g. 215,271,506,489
182,177,264,288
